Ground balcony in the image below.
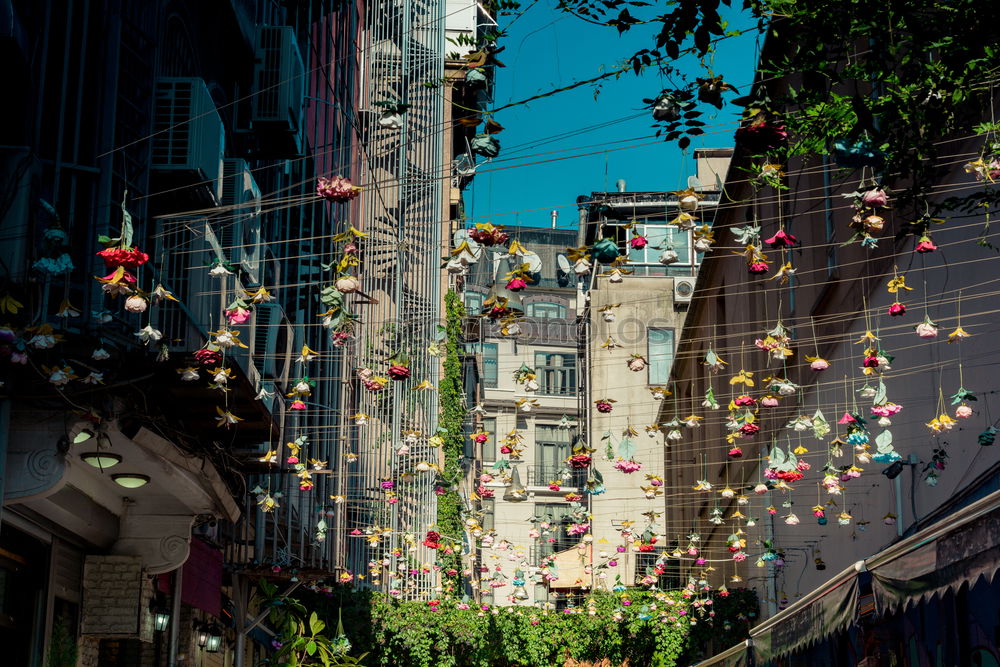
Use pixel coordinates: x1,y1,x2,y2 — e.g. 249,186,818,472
525,465,586,489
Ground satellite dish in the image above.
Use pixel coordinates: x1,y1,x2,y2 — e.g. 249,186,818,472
522,252,543,274
453,228,481,250
556,254,571,274
687,175,703,190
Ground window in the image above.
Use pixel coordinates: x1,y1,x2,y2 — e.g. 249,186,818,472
648,328,675,385
465,291,484,313
481,498,495,531
481,343,498,388
481,417,496,461
527,301,567,319
535,424,572,479
635,550,679,590
534,503,577,558
628,224,691,265
534,352,576,396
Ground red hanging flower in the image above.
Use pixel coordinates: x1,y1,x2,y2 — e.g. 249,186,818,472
888,302,906,317
422,530,441,550
630,235,649,250
97,247,150,269
506,278,527,292
764,229,797,249
387,364,411,380
748,261,769,274
915,234,937,253
194,348,222,367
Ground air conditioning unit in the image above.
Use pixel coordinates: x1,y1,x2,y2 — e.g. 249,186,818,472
250,303,293,387
217,159,263,284
673,277,696,303
251,26,305,157
0,148,39,282
150,78,224,209
157,219,221,350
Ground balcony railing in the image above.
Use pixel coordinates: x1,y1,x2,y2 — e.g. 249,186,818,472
525,465,586,489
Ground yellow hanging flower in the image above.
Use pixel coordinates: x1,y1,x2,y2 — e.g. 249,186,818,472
297,345,319,363
729,369,754,387
855,330,879,345
886,275,913,293
947,326,971,343
0,294,24,314
412,379,436,391
770,261,796,284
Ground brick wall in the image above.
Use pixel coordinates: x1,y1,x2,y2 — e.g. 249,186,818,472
80,555,153,642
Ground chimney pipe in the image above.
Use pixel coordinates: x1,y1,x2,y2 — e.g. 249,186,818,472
616,179,627,193
550,210,558,229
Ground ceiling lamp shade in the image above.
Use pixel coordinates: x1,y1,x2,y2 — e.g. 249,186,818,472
112,474,151,489
81,452,122,469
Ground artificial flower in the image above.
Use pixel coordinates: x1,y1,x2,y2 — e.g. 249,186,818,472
915,234,936,253
888,302,906,317
764,229,797,248
915,316,938,339
947,326,971,343
135,325,162,344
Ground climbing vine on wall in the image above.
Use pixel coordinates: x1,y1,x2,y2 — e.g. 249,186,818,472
437,290,467,574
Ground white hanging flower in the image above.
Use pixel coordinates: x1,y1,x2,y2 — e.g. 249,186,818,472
659,249,680,265
573,258,592,275
209,263,233,278
666,429,683,442
28,333,57,349
92,348,110,361
135,325,162,345
81,372,104,385
178,367,200,382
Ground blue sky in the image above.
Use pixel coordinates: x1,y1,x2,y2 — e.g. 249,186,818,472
468,5,761,229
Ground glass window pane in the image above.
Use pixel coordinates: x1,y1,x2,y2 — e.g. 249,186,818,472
482,343,498,388
481,417,496,461
533,352,576,396
648,328,674,385
527,302,567,319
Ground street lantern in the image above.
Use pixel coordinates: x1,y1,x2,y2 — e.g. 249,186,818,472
205,624,223,653
195,624,210,649
152,607,170,632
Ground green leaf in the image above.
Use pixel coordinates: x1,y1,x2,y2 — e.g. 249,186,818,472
306,640,317,655
310,612,324,635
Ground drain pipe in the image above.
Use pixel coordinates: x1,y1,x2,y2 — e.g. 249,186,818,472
168,566,182,666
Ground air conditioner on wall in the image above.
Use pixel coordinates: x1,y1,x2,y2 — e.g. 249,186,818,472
216,159,263,284
673,277,696,303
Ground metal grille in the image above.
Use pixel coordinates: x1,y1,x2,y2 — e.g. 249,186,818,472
347,0,445,600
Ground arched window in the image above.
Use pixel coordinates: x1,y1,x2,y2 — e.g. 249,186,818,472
526,301,566,319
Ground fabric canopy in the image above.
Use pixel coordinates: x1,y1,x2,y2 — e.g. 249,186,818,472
868,487,1000,614
548,544,591,589
751,563,860,661
690,639,750,667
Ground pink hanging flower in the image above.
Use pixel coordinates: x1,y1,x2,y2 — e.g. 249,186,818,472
810,358,830,371
595,399,614,413
316,175,359,203
761,395,780,407
748,261,769,274
226,307,251,325
764,229,797,248
290,400,306,411
506,278,527,292
915,234,937,253
388,364,411,380
728,446,743,458
888,302,906,317
630,235,649,250
613,459,642,473
955,404,973,419
862,189,889,207
915,317,938,339
871,403,903,417
863,355,879,368
734,395,756,407
739,422,760,437
838,412,856,424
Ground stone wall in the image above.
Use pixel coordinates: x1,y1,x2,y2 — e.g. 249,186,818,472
80,555,153,642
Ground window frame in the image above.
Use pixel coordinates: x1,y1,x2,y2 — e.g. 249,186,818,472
526,301,567,319
647,328,675,385
534,351,577,396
